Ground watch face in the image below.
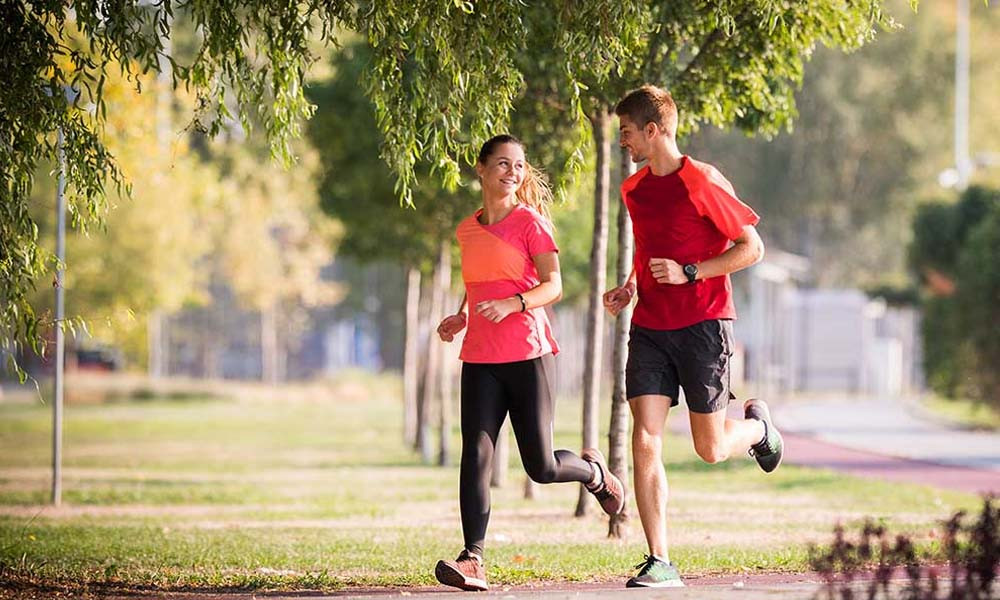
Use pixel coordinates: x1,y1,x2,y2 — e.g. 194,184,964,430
684,264,697,275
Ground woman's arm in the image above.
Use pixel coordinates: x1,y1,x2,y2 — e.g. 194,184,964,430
474,252,562,322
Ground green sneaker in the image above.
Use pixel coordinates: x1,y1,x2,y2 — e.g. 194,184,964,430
744,398,783,473
626,555,684,588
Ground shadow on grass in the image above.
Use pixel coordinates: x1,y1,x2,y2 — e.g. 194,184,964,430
0,577,349,599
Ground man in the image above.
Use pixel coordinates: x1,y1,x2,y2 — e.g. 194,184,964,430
604,85,784,588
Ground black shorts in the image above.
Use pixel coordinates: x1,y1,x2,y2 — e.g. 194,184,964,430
625,319,734,414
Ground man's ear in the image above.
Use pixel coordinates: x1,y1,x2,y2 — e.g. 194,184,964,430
644,121,660,138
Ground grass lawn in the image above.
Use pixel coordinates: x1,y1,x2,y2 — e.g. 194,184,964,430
919,394,1000,431
0,373,982,592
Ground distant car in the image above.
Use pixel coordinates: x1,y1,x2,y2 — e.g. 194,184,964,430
74,346,123,372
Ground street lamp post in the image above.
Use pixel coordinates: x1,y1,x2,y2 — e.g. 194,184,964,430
954,0,972,191
52,126,66,506
52,85,78,507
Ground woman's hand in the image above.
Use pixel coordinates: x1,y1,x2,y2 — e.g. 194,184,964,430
475,297,522,323
437,313,468,342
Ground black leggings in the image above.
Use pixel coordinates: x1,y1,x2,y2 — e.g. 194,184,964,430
459,353,593,557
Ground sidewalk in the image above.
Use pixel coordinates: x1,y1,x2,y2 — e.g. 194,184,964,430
81,578,877,600
776,396,1000,472
668,394,1000,495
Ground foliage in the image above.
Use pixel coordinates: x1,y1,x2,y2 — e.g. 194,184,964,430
909,186,1000,408
306,42,474,273
911,186,997,277
16,42,340,371
205,138,342,313
2,1,352,374
26,68,218,366
953,206,1000,406
809,496,999,600
1,0,907,376
357,1,647,204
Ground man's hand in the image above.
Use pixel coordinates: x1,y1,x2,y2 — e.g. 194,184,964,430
475,297,521,323
603,282,636,317
437,313,467,342
649,258,687,285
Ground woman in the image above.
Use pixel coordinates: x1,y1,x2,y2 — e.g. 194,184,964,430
434,134,625,592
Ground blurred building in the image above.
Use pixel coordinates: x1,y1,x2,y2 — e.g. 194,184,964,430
735,252,923,398
550,249,924,400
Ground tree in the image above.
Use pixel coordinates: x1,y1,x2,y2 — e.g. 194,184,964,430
608,149,636,537
26,55,216,368
306,42,475,463
910,186,1000,408
2,2,355,374
683,0,969,288
14,1,883,374
511,0,903,519
206,139,342,384
954,205,1000,407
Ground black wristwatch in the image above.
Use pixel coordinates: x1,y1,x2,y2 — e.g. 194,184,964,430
683,263,698,283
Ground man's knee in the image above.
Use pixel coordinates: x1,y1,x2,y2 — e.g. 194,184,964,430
693,441,729,464
632,428,662,459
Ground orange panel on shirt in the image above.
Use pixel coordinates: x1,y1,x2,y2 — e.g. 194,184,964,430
458,221,530,284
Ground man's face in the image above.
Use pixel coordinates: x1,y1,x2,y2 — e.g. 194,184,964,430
618,116,650,163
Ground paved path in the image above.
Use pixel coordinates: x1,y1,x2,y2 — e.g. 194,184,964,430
777,396,1000,472
52,574,874,600
782,431,998,495
671,395,1000,494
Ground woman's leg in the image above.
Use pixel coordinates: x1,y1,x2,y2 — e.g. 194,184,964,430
504,354,593,484
459,362,508,557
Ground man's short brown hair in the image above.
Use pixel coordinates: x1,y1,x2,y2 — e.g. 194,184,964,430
615,85,678,138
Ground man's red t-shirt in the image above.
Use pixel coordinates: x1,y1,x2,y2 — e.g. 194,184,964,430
621,156,760,331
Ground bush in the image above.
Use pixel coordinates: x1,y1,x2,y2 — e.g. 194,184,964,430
911,186,1000,410
809,496,999,600
954,208,1000,406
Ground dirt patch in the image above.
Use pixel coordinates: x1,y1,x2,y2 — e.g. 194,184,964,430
0,503,287,519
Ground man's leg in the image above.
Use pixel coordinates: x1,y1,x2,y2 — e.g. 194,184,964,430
688,408,764,464
674,320,780,470
624,326,685,587
629,393,671,559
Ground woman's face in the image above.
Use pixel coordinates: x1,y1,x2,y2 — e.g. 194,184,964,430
476,142,526,197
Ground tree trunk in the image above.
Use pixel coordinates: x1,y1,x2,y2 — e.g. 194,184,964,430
148,311,163,378
437,240,453,466
417,264,443,463
491,420,509,488
149,21,171,381
524,475,537,500
608,149,637,538
415,343,429,454
418,243,448,464
575,107,612,517
403,266,421,446
414,275,431,458
261,304,279,385
148,311,171,378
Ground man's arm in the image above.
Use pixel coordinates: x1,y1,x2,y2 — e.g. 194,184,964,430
649,225,764,284
695,225,764,280
603,266,638,316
